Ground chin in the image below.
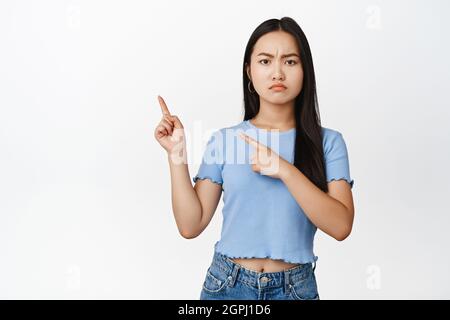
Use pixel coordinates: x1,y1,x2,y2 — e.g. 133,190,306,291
264,95,293,104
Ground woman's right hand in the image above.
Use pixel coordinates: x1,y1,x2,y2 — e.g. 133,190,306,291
154,95,186,158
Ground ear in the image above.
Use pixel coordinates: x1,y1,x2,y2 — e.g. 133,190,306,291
245,63,251,81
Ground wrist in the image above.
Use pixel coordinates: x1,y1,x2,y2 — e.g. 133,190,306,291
167,149,188,166
278,158,292,181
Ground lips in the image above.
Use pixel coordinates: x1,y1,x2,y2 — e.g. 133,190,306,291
270,83,287,89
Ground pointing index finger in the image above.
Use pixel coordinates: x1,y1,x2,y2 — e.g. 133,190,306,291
239,132,261,149
157,95,171,115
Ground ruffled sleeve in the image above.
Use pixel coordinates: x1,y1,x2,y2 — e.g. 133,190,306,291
192,130,224,187
323,130,354,189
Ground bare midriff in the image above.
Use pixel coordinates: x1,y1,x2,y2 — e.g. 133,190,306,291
230,257,300,273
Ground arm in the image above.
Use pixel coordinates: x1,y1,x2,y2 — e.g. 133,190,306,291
279,162,354,241
168,153,222,239
238,130,355,242
154,95,222,239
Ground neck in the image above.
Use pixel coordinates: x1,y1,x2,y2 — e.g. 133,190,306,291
252,98,296,130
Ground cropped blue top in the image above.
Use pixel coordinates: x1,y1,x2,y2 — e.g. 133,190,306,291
192,120,354,264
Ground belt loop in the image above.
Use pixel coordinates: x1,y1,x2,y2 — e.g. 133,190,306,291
312,261,317,272
227,263,239,287
284,269,291,293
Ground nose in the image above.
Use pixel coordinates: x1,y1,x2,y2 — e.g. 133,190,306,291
272,61,284,80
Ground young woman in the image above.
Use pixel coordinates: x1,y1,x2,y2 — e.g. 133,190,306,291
154,17,354,300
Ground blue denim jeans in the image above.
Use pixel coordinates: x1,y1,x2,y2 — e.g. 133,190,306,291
200,250,320,300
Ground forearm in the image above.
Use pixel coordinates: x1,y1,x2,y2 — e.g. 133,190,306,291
280,162,352,241
167,153,202,237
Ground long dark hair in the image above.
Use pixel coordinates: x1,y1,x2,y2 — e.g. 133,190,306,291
242,17,328,193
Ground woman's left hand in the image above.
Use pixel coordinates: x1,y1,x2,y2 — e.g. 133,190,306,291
238,132,290,179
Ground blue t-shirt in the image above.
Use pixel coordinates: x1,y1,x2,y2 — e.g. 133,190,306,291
192,119,354,264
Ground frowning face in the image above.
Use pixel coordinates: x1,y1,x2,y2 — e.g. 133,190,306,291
246,31,304,105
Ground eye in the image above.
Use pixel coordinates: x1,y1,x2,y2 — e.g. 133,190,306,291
258,59,298,65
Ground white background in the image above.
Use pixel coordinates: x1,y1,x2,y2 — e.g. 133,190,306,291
1,0,449,299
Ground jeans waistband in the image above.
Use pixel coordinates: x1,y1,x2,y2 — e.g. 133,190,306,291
210,250,315,289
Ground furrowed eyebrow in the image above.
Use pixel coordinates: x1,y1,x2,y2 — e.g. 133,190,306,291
256,52,300,58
